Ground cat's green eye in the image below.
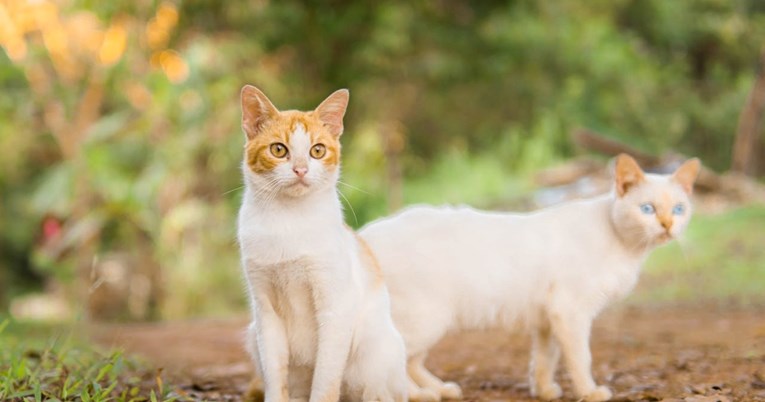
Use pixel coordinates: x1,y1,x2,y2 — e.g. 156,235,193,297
270,143,288,158
310,144,326,159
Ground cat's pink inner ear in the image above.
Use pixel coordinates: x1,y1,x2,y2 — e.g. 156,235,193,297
614,153,645,197
315,89,349,137
241,85,278,140
672,158,701,194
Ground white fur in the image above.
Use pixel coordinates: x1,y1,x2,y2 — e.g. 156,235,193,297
239,125,407,402
360,171,694,402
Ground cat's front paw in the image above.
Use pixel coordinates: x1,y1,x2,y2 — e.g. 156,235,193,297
582,385,612,402
440,382,463,400
533,382,562,400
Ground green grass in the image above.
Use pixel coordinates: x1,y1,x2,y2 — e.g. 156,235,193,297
631,204,765,305
0,317,185,402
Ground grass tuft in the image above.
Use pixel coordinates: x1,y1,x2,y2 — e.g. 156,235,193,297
0,317,188,402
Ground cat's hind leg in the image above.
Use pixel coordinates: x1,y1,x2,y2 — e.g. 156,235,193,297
528,324,562,400
408,353,463,400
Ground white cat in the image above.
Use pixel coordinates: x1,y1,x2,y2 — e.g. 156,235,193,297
360,154,700,402
237,85,407,402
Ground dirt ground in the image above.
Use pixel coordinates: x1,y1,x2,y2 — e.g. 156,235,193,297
89,305,765,402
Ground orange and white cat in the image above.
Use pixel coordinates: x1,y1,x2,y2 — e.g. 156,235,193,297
237,85,407,402
360,154,700,402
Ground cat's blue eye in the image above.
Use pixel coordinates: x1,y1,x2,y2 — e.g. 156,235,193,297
639,203,655,214
672,203,685,215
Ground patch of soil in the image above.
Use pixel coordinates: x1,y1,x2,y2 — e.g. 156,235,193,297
89,306,765,401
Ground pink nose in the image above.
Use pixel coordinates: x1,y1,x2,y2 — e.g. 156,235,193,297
293,167,308,177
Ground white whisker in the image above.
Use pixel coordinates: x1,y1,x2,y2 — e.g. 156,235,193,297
337,189,358,227
338,180,371,195
223,185,245,196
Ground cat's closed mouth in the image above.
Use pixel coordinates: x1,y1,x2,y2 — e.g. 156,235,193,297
657,232,673,243
289,179,310,188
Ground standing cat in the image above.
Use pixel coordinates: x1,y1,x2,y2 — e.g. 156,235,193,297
360,154,700,402
237,85,407,402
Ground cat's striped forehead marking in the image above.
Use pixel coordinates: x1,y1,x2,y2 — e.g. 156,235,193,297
245,111,341,174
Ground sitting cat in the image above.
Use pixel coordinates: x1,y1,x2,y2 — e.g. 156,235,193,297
360,154,700,401
237,85,407,402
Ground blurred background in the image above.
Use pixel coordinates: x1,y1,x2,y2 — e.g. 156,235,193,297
1,0,764,322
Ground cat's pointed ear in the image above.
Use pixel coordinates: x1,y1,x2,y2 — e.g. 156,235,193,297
614,153,645,197
315,89,349,137
241,85,278,140
672,157,701,194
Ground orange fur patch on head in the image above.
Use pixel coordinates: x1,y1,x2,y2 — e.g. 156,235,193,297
614,153,645,197
240,87,347,175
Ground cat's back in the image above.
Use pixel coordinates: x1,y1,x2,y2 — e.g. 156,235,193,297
362,204,520,238
361,203,569,253
360,198,617,275
360,204,527,281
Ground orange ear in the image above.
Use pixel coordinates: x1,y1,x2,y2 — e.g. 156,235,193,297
672,158,701,194
315,89,349,137
614,153,645,197
241,85,278,140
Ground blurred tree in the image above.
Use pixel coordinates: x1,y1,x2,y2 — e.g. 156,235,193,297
1,0,763,317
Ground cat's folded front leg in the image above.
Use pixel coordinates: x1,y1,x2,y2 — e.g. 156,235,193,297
549,308,612,402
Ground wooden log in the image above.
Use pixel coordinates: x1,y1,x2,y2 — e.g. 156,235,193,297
571,128,662,167
732,48,765,176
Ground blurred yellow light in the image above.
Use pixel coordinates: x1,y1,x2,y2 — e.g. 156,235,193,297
156,2,178,30
3,36,27,61
13,2,37,33
125,82,152,110
0,4,16,40
150,50,163,68
159,49,189,83
99,22,127,66
32,1,59,28
41,23,68,56
67,11,103,59
145,18,169,50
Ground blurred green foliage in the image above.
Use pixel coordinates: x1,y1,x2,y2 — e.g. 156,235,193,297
0,0,763,317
